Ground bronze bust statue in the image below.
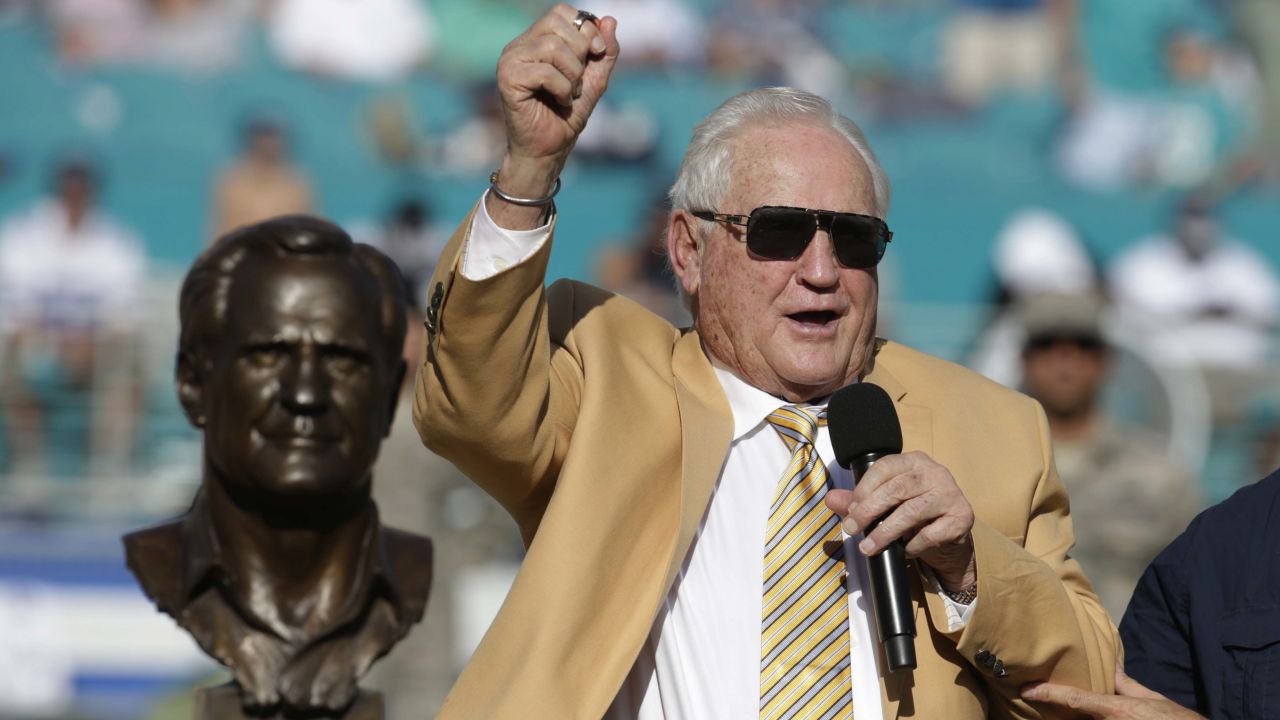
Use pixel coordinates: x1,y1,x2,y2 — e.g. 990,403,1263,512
123,216,432,719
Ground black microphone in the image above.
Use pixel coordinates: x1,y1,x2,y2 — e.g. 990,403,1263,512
827,382,917,672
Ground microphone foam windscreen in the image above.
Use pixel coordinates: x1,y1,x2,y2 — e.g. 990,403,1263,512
827,382,903,467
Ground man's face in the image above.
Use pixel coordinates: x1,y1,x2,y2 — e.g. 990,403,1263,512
1021,336,1108,420
673,121,881,401
1175,210,1217,260
248,128,285,164
200,255,395,502
57,171,94,223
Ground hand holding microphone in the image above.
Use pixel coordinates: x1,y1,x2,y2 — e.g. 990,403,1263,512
825,383,978,671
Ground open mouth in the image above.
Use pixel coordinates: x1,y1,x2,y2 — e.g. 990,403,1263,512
787,310,840,326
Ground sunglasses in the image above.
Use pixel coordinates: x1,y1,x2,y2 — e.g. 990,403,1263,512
689,205,892,269
1025,334,1105,352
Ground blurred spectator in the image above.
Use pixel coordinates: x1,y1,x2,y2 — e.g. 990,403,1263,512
1230,0,1280,182
969,207,1098,386
439,83,508,175
351,198,447,308
1057,23,1252,190
589,0,705,68
0,160,146,479
992,207,1096,298
1154,28,1254,187
595,194,688,326
1018,292,1201,619
266,0,435,82
48,0,150,66
940,0,1070,106
1071,0,1221,95
1109,194,1279,379
574,99,659,164
707,0,845,99
367,94,425,169
140,0,253,74
48,0,254,73
1110,194,1279,432
211,117,312,239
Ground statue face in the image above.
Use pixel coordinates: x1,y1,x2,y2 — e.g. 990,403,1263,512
199,255,396,502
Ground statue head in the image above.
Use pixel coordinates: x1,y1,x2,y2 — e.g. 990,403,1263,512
175,215,408,518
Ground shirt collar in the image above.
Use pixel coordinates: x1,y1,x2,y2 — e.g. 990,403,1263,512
178,489,404,632
708,355,858,443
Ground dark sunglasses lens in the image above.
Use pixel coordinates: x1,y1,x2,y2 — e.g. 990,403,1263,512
1027,334,1105,351
830,214,887,268
746,209,813,260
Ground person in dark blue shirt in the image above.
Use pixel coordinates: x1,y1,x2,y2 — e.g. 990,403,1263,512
1021,468,1280,718
1120,467,1280,718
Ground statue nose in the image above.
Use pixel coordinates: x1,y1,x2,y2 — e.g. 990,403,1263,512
282,350,328,414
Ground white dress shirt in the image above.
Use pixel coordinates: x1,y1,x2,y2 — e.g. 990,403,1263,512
462,196,973,719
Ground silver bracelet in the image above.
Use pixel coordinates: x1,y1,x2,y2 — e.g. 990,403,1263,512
488,171,561,206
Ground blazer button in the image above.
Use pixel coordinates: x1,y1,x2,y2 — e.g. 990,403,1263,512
426,305,438,325
431,282,444,309
992,659,1007,677
974,649,992,666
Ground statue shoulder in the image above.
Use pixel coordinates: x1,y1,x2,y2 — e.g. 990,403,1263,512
379,526,433,622
122,520,188,617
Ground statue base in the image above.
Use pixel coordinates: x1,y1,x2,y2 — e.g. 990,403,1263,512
194,685,385,720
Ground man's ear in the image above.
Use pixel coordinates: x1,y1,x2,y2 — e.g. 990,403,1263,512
175,350,207,429
667,210,703,299
384,358,407,437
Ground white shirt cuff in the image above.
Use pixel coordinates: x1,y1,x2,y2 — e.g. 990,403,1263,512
924,566,977,632
460,191,553,280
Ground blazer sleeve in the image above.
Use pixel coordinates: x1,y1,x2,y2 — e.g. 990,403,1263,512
922,398,1121,718
412,206,584,545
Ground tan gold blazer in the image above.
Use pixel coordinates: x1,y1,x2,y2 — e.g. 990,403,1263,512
414,211,1119,719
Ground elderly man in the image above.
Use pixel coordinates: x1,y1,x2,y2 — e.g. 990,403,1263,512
414,5,1117,718
125,216,431,718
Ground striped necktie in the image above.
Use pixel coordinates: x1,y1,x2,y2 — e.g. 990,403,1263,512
760,405,853,720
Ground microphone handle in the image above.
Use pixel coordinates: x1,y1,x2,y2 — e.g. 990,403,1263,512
850,452,917,672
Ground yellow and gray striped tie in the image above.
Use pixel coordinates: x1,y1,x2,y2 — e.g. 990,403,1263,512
760,405,852,720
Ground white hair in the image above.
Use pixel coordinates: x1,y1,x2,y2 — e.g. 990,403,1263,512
664,87,891,309
668,87,891,218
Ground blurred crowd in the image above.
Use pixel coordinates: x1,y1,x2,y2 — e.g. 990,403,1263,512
0,0,1272,182
0,0,1277,718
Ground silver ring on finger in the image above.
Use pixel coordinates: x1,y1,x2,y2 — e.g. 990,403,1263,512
572,9,599,31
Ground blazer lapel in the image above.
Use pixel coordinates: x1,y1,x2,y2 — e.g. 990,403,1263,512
865,349,933,719
865,356,934,457
662,330,734,594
